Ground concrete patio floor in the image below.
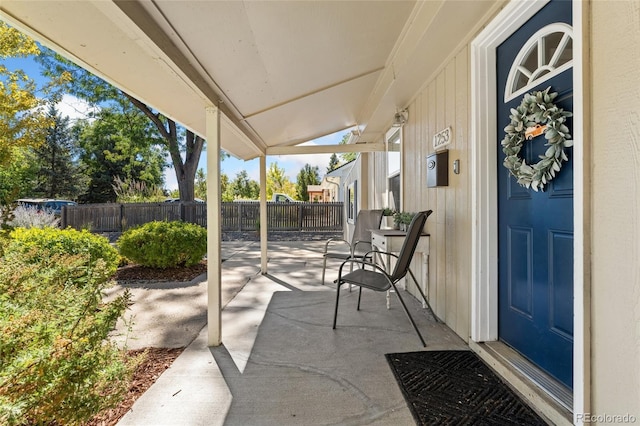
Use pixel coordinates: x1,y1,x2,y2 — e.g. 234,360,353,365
116,240,468,425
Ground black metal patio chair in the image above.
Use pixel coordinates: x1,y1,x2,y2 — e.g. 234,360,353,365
321,209,384,285
332,210,434,346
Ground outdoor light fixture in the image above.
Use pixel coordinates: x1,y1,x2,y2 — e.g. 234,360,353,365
391,109,408,127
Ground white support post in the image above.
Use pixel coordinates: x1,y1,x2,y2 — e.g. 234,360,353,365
206,106,222,346
259,155,268,273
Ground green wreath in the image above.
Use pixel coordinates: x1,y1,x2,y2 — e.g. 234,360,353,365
501,87,573,192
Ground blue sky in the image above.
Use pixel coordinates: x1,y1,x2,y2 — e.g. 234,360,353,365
3,55,348,190
169,131,346,191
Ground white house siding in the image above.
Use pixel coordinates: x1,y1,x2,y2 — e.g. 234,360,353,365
357,1,640,419
590,0,640,419
408,48,471,342
343,153,369,243
371,147,389,210
367,46,472,343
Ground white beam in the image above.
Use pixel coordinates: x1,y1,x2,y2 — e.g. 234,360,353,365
206,106,222,346
259,156,268,273
572,0,590,420
266,142,385,156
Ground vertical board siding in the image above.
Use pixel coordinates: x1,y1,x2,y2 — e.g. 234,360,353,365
342,158,362,242
435,71,448,323
371,48,472,342
455,47,471,340
373,147,387,208
445,60,458,330
427,81,439,318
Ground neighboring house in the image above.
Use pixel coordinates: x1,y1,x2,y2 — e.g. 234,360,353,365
320,160,355,203
305,185,327,203
4,1,639,423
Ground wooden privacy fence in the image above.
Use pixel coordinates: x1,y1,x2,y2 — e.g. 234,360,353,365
221,202,343,232
61,201,344,233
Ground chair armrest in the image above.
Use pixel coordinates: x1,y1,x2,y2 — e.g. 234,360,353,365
364,249,399,260
337,258,391,278
324,238,350,254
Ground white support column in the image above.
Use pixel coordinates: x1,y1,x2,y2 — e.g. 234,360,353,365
206,106,222,346
259,155,268,273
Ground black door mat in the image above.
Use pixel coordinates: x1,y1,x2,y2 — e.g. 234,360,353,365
385,350,548,425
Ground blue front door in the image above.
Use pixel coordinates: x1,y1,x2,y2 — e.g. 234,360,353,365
496,0,574,389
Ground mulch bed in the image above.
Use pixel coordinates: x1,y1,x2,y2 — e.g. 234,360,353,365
113,261,207,283
85,263,206,425
86,348,184,426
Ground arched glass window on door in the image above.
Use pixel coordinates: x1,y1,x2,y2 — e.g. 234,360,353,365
504,23,573,102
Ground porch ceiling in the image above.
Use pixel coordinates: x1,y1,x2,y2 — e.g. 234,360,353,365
0,0,499,160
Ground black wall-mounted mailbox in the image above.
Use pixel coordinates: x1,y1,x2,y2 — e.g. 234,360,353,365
426,150,448,187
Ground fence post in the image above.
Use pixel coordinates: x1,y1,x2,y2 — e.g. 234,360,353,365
180,202,186,222
61,207,67,229
237,203,242,231
120,204,125,232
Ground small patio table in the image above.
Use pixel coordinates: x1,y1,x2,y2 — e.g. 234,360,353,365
370,229,430,309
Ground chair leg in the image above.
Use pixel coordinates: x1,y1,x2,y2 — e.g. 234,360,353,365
332,282,342,329
357,287,362,310
374,251,387,271
390,282,426,347
322,256,327,285
407,268,440,323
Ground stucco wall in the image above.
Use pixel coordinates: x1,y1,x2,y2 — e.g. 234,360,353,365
590,0,640,418
369,47,472,342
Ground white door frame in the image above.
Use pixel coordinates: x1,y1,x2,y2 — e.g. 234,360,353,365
470,0,588,419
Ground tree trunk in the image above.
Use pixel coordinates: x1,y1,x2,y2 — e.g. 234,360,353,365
124,93,205,202
169,130,204,202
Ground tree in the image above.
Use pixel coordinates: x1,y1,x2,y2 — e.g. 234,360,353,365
221,173,232,202
0,147,38,201
327,153,340,173
266,162,297,199
31,105,81,198
194,170,236,202
0,22,53,167
227,170,259,200
130,94,204,202
112,176,165,203
295,164,320,202
75,105,167,203
338,133,356,163
37,48,205,201
194,168,207,201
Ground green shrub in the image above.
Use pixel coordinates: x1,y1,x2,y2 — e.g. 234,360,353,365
117,220,207,268
0,251,137,425
6,227,119,278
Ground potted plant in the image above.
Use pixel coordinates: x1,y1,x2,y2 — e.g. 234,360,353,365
394,211,416,231
382,208,396,229
393,211,402,230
